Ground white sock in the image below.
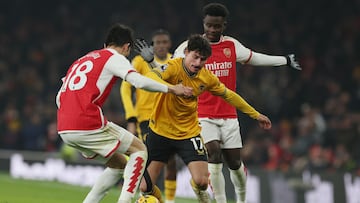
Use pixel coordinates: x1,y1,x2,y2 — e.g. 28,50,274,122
118,150,147,203
208,163,226,203
83,167,124,203
229,162,247,203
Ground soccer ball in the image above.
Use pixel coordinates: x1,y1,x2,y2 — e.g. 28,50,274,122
135,195,160,203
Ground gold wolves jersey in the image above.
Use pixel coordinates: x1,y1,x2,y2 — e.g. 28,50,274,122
146,57,260,140
121,53,172,123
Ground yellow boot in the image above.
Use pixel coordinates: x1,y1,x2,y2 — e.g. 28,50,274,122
190,179,210,203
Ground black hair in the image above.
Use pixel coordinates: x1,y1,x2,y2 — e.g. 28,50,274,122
151,29,171,39
104,23,134,47
187,34,212,58
151,29,171,45
202,3,229,19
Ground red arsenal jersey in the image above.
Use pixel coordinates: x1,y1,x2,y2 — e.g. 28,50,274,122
198,39,237,118
198,36,252,118
57,49,133,133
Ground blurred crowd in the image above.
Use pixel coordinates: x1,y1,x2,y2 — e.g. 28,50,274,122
0,0,359,174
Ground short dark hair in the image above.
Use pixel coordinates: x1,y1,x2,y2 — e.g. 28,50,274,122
151,29,170,39
104,23,134,47
187,34,212,58
202,3,229,19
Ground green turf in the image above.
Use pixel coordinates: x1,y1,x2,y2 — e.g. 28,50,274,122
0,172,235,203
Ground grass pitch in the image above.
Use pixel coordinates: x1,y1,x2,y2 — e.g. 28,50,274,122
0,172,235,203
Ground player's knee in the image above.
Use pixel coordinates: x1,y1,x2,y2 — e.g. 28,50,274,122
206,141,222,163
132,136,147,152
192,176,209,190
227,158,243,170
106,153,127,169
207,150,222,163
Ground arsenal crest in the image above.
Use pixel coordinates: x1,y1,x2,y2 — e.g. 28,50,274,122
223,48,231,58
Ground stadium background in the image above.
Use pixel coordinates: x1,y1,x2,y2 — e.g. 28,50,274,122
0,0,359,202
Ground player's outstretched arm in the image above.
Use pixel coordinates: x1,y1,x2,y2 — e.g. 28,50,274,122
242,50,301,70
126,71,193,97
219,88,272,129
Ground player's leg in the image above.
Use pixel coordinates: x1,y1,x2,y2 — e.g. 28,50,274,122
164,155,177,203
221,119,247,203
139,121,164,202
206,141,227,203
59,132,126,203
83,153,127,203
223,148,246,203
117,130,148,203
139,128,174,203
60,122,147,203
188,161,211,203
178,135,210,203
139,121,165,203
139,161,166,203
200,118,227,203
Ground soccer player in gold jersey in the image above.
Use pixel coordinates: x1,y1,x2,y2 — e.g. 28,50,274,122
120,29,177,203
138,34,272,203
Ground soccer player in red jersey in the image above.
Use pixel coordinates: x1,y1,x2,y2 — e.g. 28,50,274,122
174,3,301,203
56,23,192,203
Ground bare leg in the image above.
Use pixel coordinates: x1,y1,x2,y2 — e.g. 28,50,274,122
188,161,210,203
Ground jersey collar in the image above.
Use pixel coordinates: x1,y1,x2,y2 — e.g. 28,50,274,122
182,58,198,78
202,34,224,45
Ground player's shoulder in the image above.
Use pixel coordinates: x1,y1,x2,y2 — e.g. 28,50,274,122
173,40,188,58
131,55,148,69
78,49,107,61
222,35,241,43
94,48,129,67
132,55,146,63
155,53,172,64
200,66,215,76
168,57,182,66
220,36,247,51
156,57,181,73
177,40,188,47
198,65,215,79
165,57,181,70
104,48,128,61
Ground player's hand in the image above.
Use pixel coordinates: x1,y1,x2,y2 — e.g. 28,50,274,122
168,84,193,97
257,114,272,130
134,38,154,63
286,54,301,70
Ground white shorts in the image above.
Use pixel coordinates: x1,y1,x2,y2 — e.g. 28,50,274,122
199,118,243,149
60,122,134,163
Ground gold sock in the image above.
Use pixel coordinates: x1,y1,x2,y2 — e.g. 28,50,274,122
151,185,164,203
164,180,176,201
